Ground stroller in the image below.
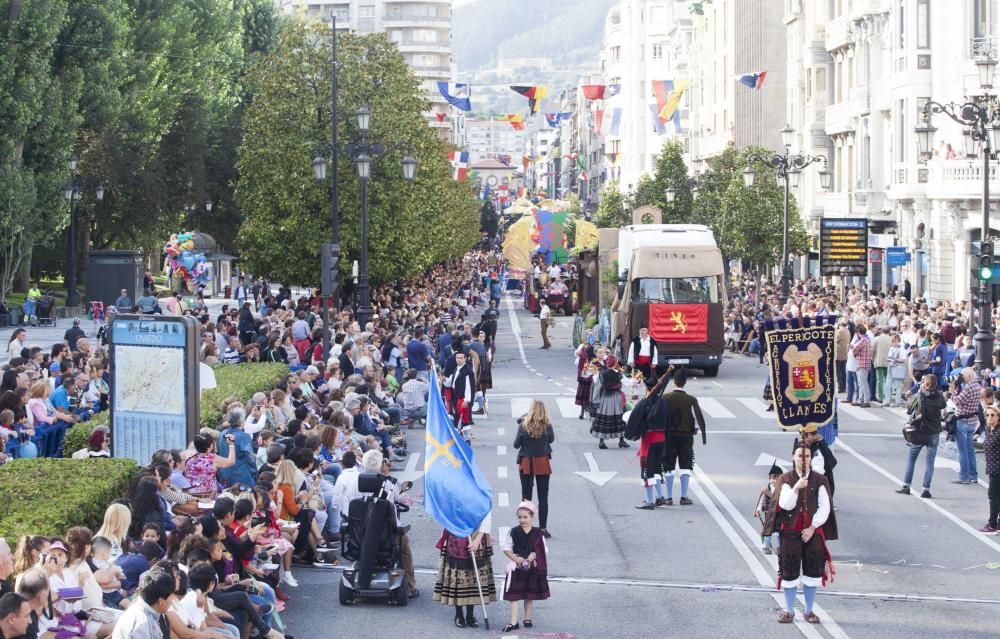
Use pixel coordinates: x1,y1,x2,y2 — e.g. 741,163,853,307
339,473,410,606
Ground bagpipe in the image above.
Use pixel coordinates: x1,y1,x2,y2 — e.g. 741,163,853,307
762,315,838,432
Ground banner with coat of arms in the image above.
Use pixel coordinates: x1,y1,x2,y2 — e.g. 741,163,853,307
763,315,838,431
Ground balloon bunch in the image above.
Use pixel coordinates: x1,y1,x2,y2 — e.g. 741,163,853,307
164,231,213,288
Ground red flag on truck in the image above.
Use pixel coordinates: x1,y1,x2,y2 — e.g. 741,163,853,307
648,304,708,343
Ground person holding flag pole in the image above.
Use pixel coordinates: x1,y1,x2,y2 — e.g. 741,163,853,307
424,368,496,629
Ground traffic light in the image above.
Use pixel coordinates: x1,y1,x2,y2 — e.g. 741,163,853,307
979,241,994,281
321,243,341,297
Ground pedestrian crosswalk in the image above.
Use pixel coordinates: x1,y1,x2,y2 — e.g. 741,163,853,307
485,394,907,423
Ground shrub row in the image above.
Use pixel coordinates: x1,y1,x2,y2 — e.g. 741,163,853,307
0,458,139,539
62,362,290,457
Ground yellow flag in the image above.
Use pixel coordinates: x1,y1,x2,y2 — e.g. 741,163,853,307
659,79,691,121
575,219,599,249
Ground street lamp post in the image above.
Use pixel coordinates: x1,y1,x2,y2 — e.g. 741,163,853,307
63,155,104,309
914,47,1000,371
743,125,831,305
313,106,418,331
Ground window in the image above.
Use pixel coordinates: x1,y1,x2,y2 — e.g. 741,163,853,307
632,277,720,304
917,0,930,48
412,30,438,43
359,5,375,18
611,46,621,61
898,0,905,49
652,43,665,59
975,0,995,37
897,99,907,162
389,30,403,43
334,8,348,21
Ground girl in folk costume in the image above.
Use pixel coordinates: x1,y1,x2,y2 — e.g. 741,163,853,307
574,342,596,419
446,351,477,442
432,518,496,629
589,349,629,449
502,501,549,633
754,461,783,554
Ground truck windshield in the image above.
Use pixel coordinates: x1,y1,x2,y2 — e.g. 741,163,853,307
632,276,719,304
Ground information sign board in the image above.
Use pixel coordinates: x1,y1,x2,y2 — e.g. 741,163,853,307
820,218,868,276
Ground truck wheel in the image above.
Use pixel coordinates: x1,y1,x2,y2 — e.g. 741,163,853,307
339,582,354,605
703,365,719,378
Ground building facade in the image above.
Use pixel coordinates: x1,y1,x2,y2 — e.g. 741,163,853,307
277,0,454,138
463,119,526,164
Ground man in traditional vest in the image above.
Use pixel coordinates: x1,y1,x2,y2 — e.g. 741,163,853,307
774,446,838,624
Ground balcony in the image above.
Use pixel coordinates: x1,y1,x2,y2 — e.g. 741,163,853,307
850,0,891,21
848,85,870,115
824,100,855,135
396,39,451,54
926,159,1000,200
852,189,887,215
383,14,450,29
824,14,852,52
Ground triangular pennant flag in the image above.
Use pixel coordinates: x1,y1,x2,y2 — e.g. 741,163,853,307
581,85,606,100
544,113,559,128
738,71,767,90
577,156,588,181
510,85,548,114
435,112,447,122
437,82,472,111
594,109,605,133
650,104,667,135
604,84,621,98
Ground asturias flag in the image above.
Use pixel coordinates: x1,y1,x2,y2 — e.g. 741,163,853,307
648,304,709,343
423,368,493,538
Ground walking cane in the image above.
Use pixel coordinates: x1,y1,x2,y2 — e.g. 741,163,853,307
467,535,490,630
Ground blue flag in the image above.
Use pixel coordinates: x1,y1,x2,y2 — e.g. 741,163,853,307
437,82,472,111
763,315,838,432
423,369,493,537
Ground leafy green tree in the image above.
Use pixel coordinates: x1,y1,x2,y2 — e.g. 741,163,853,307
594,180,628,228
480,200,499,237
236,24,479,287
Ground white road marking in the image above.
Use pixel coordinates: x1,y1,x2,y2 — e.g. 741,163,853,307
753,453,792,469
737,397,774,419
497,445,507,456
498,492,510,507
711,381,724,389
573,452,618,486
489,392,572,397
497,427,505,437
837,403,883,421
504,295,529,366
511,398,532,418
694,466,850,638
835,439,1000,554
498,466,508,479
699,397,736,419
556,397,579,418
886,406,909,419
498,526,511,544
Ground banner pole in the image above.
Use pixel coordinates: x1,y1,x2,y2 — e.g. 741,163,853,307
468,535,490,630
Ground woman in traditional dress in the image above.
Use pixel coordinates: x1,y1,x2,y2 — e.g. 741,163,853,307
432,525,496,628
589,352,629,449
574,342,596,419
501,502,549,633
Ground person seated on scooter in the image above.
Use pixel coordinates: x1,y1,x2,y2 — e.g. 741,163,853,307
361,449,419,599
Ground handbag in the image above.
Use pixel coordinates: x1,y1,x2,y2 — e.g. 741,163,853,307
547,316,556,328
902,395,931,446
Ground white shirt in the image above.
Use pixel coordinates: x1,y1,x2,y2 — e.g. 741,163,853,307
548,265,561,279
777,472,830,528
539,305,551,320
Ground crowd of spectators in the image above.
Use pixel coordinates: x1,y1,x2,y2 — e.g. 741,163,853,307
0,252,506,638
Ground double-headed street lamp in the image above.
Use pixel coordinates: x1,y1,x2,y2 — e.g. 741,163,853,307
313,106,417,332
742,125,831,304
63,155,104,309
913,46,1000,371
665,178,699,204
184,199,212,230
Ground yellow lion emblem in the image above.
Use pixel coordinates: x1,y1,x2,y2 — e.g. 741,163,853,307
670,311,688,335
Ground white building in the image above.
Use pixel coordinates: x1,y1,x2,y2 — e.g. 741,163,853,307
276,0,454,138
785,0,999,303
463,119,525,164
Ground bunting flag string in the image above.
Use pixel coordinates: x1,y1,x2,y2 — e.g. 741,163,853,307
509,85,548,114
496,113,526,130
543,112,572,128
437,82,472,111
738,71,768,90
580,84,620,100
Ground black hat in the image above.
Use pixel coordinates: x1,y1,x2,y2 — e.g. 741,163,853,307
768,461,783,476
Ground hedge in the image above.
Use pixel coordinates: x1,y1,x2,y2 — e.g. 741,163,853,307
62,362,290,457
0,458,139,539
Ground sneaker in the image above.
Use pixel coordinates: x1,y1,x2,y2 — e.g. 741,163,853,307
895,486,910,495
920,489,932,499
858,402,871,408
977,524,997,533
282,573,299,588
634,502,655,510
762,547,773,555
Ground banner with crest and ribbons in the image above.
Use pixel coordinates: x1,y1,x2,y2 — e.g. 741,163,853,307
763,315,838,432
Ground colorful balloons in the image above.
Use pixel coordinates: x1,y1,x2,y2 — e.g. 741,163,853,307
163,230,213,289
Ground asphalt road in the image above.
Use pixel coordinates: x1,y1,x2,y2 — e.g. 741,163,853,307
281,295,1000,639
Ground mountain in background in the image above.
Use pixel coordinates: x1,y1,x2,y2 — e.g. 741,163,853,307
452,0,617,116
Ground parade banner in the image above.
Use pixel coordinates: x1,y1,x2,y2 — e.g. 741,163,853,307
763,315,838,432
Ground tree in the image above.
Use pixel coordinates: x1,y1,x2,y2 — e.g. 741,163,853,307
236,24,479,287
594,180,628,228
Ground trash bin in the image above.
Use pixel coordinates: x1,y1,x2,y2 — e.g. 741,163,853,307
9,307,22,326
224,285,232,299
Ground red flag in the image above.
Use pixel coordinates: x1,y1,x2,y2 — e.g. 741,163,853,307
581,85,606,100
435,112,447,122
594,109,605,133
648,304,709,343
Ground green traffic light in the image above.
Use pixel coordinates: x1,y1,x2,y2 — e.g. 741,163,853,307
980,266,994,280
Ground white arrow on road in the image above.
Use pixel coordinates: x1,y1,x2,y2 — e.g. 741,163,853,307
754,453,792,470
395,452,424,485
933,456,959,471
574,452,618,486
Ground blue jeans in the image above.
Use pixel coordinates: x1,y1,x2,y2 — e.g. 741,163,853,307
955,419,979,482
903,432,939,490
322,462,343,482
846,371,858,403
